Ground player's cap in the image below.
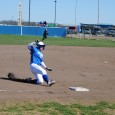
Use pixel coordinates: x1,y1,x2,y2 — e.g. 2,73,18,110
37,41,45,49
38,41,45,46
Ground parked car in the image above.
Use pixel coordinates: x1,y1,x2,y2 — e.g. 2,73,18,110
91,28,101,35
105,28,115,37
67,26,77,34
83,28,91,34
101,29,107,34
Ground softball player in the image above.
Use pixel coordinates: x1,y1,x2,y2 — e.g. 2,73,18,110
27,40,56,86
42,29,48,41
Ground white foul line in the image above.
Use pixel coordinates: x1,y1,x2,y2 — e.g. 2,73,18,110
0,89,47,92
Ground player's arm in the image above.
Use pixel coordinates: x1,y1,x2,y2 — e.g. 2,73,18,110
41,61,47,68
27,40,40,49
41,61,52,71
27,42,36,50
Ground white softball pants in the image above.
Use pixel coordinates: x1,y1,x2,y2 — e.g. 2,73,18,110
30,63,47,84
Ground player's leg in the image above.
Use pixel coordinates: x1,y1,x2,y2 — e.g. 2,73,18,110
30,64,43,84
34,65,56,86
30,63,48,84
34,73,43,84
30,63,55,86
42,37,44,41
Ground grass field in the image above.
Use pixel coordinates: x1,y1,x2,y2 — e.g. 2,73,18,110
0,34,115,115
0,101,115,115
0,34,115,47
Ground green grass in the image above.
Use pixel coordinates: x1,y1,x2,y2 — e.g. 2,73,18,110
0,101,114,115
0,34,115,47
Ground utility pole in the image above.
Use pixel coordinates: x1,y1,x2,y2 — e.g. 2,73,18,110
97,0,100,24
54,0,57,26
28,0,31,26
75,0,77,25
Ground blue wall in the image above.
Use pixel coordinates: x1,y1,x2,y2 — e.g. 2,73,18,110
0,25,67,37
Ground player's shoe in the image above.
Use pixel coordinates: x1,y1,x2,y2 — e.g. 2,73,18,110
25,77,32,82
48,80,56,86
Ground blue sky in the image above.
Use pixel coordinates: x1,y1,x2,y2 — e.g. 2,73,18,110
0,0,115,25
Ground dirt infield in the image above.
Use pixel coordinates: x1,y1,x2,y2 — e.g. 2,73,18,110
0,45,115,104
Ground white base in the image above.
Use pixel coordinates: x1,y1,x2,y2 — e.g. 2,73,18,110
69,87,89,91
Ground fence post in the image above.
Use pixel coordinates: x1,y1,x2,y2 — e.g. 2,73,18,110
21,26,22,35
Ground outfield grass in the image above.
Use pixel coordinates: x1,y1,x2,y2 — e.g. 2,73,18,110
0,101,114,115
0,34,115,47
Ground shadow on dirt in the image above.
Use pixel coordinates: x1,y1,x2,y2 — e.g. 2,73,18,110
0,72,46,86
0,77,36,84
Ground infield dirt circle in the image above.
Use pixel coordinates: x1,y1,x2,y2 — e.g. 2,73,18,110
0,45,115,104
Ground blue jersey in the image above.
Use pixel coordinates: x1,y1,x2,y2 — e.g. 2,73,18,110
30,46,43,65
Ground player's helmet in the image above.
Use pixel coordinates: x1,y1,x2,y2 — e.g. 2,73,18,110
36,41,45,50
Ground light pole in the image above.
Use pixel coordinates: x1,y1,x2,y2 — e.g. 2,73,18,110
28,0,31,26
97,0,99,24
75,0,77,25
54,0,57,26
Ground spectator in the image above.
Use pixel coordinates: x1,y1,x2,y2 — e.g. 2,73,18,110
43,21,47,26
